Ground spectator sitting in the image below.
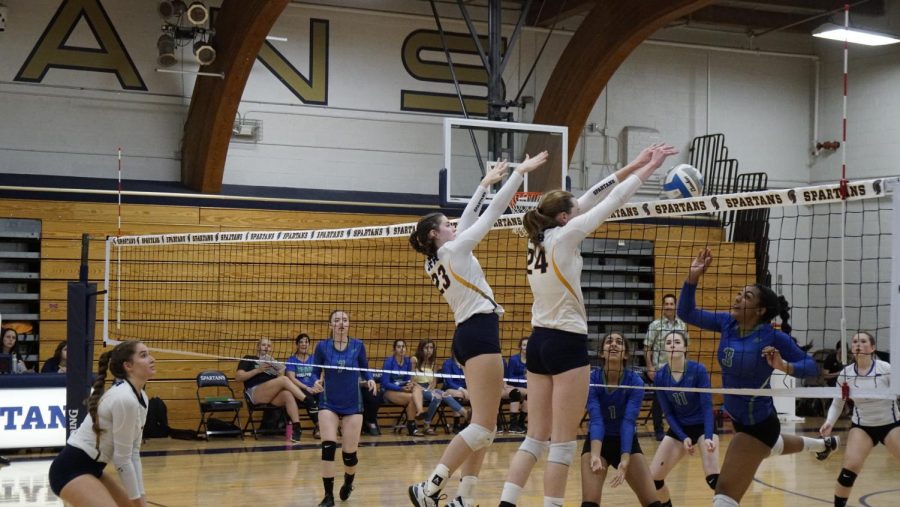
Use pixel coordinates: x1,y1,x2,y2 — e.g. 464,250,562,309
235,337,307,442
2,327,28,374
823,339,844,387
42,341,68,373
382,339,428,435
502,337,528,434
286,332,323,438
412,339,467,434
441,356,469,417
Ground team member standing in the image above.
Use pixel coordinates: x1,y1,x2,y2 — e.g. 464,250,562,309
820,331,900,507
408,152,549,507
48,341,154,506
648,330,720,507
678,248,838,507
312,310,376,507
581,333,660,507
644,294,687,440
499,143,678,507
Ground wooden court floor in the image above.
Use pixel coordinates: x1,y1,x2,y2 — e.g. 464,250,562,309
2,419,898,507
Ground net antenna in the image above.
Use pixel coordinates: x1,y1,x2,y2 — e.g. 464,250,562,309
509,190,542,238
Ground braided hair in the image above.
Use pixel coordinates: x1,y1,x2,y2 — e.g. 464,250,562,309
754,284,792,334
87,341,140,448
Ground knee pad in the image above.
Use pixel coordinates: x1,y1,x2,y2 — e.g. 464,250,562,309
706,473,719,490
654,479,665,490
837,468,858,487
509,388,522,402
459,423,495,451
547,440,577,467
518,436,549,460
342,451,358,467
769,435,784,457
321,440,337,462
581,503,600,507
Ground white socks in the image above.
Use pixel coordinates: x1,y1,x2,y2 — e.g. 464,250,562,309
543,496,564,507
500,482,523,505
802,436,826,452
458,475,477,504
425,463,450,496
713,493,739,506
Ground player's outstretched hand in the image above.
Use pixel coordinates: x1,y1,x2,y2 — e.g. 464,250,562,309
514,150,549,175
481,159,508,187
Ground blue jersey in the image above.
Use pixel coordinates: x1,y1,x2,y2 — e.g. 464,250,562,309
285,354,317,388
506,354,527,387
313,338,374,415
382,355,412,391
655,360,714,441
586,368,644,454
678,282,817,425
442,358,467,390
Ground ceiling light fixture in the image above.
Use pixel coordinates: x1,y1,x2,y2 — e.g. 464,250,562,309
813,23,900,46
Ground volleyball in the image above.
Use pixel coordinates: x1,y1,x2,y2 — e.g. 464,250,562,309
662,164,704,199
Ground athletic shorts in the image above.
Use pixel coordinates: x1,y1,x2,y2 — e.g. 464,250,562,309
851,420,900,446
581,434,643,469
666,423,714,444
526,327,588,375
49,445,107,496
452,312,500,366
732,411,781,448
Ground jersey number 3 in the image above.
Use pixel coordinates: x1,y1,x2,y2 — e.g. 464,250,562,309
527,246,548,275
431,265,451,294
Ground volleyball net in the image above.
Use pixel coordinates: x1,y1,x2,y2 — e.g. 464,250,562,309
103,177,899,399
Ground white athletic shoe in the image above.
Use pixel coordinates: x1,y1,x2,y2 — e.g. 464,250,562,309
443,496,473,507
408,482,444,507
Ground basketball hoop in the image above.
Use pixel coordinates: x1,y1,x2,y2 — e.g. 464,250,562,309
509,191,542,238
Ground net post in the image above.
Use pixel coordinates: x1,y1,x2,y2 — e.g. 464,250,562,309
66,277,97,438
891,185,900,394
103,237,112,345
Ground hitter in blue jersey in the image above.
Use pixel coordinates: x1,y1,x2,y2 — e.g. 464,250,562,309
312,310,377,507
581,332,660,507
678,248,838,507
648,330,720,507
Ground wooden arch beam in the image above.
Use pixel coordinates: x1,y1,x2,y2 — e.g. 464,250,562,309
181,0,290,193
528,0,714,191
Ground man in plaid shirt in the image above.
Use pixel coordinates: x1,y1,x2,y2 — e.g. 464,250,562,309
644,293,688,440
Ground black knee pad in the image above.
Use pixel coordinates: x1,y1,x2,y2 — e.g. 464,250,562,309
837,468,857,487
342,451,358,467
646,502,663,507
509,389,522,402
654,479,665,490
322,440,337,461
580,503,600,507
305,396,319,410
706,473,719,490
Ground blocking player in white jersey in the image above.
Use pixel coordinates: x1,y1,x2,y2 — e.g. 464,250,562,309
49,341,155,507
407,151,549,507
499,143,678,507
820,331,900,507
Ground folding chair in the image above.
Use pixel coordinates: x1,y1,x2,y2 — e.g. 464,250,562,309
243,391,287,439
196,370,243,439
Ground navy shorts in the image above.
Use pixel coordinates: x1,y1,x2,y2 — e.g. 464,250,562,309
852,420,900,446
666,423,714,444
526,327,588,375
49,445,107,496
581,434,643,469
732,411,781,448
452,312,501,366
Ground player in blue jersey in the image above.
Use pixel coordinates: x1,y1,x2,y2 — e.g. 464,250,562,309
500,144,678,507
407,153,549,507
285,332,324,437
312,310,376,507
648,330,720,507
581,332,661,507
678,248,839,507
503,337,529,433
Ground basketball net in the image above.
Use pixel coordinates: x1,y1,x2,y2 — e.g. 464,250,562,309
509,191,542,238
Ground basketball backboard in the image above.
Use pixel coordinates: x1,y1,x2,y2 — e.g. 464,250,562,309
440,118,568,207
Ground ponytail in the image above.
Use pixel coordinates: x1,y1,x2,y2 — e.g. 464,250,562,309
523,190,574,244
754,284,792,333
776,295,791,335
409,212,443,257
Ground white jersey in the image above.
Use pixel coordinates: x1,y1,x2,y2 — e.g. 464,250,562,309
528,175,642,334
826,359,898,427
68,379,148,500
427,172,524,324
